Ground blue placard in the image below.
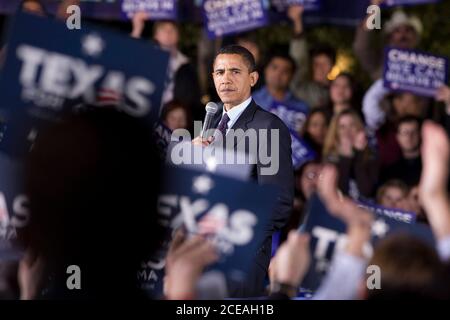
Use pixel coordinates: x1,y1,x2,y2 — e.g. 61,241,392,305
0,12,169,158
269,101,308,133
0,153,27,261
290,130,316,170
153,120,173,160
357,200,416,224
202,0,269,39
138,166,278,297
383,47,449,97
121,0,178,20
299,193,434,294
272,0,322,11
382,0,440,7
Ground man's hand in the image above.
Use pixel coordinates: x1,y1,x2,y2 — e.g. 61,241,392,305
353,130,368,151
56,0,80,20
318,165,374,257
338,136,354,157
164,230,219,300
287,5,305,35
18,251,46,300
192,136,214,147
131,11,149,39
419,121,450,240
371,0,385,5
269,231,310,295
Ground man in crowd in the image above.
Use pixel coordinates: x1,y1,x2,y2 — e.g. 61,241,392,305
193,45,294,297
383,116,422,186
353,0,422,80
253,51,309,132
288,5,335,109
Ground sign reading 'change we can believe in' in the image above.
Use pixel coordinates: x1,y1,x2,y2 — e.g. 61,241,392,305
202,0,268,38
121,0,177,20
272,0,322,12
383,47,448,97
382,0,441,7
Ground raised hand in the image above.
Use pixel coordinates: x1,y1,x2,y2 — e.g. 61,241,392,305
269,231,311,296
131,11,149,39
419,121,450,240
318,164,374,257
164,230,219,300
353,130,368,151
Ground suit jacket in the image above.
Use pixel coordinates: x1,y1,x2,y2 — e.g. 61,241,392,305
211,99,294,238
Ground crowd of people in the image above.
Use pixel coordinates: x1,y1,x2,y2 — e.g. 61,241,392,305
0,0,449,300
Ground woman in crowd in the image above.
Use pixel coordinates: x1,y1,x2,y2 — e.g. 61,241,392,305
323,109,379,199
328,72,362,117
301,108,330,160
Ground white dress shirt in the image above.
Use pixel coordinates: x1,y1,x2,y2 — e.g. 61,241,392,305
222,96,252,135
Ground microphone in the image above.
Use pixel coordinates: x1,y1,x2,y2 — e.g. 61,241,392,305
201,102,219,139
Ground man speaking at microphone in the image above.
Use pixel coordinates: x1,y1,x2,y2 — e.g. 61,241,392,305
192,45,294,298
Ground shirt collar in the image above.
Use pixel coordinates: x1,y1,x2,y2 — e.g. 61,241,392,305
222,96,252,122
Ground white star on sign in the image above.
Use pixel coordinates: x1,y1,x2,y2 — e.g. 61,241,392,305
82,33,105,57
192,175,214,195
372,219,389,238
205,156,218,172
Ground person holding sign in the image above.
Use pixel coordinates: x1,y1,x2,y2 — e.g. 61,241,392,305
353,2,423,80
288,5,334,109
192,45,294,297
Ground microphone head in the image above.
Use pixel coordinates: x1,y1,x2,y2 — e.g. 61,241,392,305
205,102,219,115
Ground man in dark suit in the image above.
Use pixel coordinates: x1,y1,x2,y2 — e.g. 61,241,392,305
193,45,294,297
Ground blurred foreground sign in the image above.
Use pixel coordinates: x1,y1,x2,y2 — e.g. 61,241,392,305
0,12,169,157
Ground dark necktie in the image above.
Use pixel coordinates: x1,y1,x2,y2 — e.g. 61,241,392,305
216,113,230,138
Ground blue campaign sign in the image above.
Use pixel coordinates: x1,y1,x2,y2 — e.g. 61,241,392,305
382,0,441,7
269,101,308,133
121,0,178,20
153,120,173,160
202,0,269,39
299,193,435,293
0,152,27,261
0,12,169,157
383,47,449,97
272,0,322,11
357,200,416,224
138,165,278,296
290,130,316,170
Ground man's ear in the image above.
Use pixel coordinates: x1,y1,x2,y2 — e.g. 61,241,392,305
250,71,259,88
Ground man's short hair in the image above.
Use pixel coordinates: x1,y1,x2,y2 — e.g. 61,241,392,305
214,45,257,73
153,20,179,33
396,115,422,132
368,233,449,299
264,50,297,74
